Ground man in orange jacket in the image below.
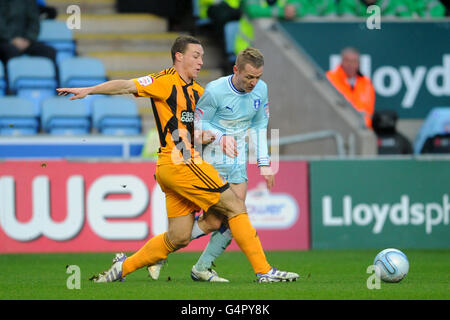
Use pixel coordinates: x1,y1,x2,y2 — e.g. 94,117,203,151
326,47,375,128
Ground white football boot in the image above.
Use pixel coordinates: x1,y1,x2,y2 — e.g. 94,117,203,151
256,267,299,283
190,265,229,282
147,259,167,280
90,253,127,283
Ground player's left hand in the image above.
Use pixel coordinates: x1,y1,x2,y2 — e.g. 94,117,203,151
260,166,275,190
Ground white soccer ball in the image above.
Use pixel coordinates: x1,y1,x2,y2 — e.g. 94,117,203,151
373,248,409,283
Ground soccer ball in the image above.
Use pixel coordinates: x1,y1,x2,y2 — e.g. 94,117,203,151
373,248,409,283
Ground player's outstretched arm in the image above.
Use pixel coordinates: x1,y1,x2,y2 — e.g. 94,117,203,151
57,79,137,100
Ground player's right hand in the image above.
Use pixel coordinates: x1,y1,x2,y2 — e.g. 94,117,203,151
56,87,91,100
201,130,216,144
220,135,238,158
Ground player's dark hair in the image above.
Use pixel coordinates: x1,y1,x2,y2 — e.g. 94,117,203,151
171,35,202,63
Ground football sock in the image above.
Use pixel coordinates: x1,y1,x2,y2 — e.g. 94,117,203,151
122,232,176,277
227,213,271,274
194,226,233,272
190,215,207,240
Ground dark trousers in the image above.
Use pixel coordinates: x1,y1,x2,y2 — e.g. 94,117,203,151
0,40,57,92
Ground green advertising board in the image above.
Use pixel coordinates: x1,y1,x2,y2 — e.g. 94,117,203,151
279,21,450,119
309,159,450,249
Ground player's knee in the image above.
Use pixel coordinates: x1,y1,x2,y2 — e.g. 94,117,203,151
172,237,190,249
198,213,224,233
213,189,246,218
167,232,190,249
225,191,246,214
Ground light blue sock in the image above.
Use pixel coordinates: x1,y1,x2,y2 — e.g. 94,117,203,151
194,225,232,272
190,215,207,240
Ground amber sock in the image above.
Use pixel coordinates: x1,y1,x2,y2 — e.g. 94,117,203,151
122,232,176,277
228,213,271,274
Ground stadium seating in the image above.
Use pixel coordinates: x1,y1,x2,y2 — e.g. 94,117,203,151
7,56,57,114
59,57,107,88
0,60,6,95
92,96,141,136
41,97,91,135
414,107,450,154
0,97,39,135
38,19,76,64
59,57,107,110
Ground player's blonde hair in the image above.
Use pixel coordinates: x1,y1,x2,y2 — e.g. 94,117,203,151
235,47,264,70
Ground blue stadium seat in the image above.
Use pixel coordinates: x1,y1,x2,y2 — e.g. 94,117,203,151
0,97,39,135
59,57,107,112
414,107,450,154
0,60,6,95
92,97,141,136
59,57,106,88
41,97,90,135
38,20,76,64
7,56,57,114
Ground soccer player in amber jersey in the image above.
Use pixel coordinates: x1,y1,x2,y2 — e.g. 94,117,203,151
57,35,298,283
149,48,281,283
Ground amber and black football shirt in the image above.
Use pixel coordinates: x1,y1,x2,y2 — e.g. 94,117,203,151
132,67,204,165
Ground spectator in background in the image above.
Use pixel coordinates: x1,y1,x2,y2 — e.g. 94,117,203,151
242,0,340,19
36,0,58,20
196,1,242,73
0,0,57,75
236,1,339,54
372,110,413,155
415,0,446,17
242,0,307,20
304,0,339,17
441,0,450,16
338,0,445,17
206,0,242,36
326,47,375,129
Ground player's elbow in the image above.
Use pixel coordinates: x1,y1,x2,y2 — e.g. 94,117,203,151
121,80,138,95
93,80,137,96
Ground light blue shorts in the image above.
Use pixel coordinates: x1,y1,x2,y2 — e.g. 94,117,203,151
213,163,248,184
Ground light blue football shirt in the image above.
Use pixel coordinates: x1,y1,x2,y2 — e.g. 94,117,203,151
194,75,270,175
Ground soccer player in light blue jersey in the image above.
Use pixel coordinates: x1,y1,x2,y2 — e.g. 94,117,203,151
189,48,275,282
148,48,284,282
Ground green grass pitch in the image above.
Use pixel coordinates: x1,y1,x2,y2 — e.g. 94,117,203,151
0,249,448,300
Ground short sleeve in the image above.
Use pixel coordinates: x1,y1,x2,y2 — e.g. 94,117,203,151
131,75,169,99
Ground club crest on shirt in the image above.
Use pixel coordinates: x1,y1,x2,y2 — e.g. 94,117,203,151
253,99,261,110
137,76,153,86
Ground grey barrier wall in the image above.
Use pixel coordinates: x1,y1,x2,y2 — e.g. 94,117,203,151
252,19,377,156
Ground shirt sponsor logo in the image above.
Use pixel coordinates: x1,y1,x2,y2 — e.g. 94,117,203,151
181,110,194,124
137,76,154,87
